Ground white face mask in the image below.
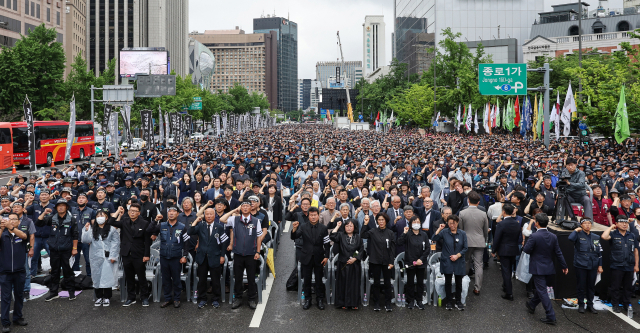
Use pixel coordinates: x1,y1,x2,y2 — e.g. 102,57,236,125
96,217,106,225
265,166,270,170
412,224,421,230
127,205,131,211
464,190,471,194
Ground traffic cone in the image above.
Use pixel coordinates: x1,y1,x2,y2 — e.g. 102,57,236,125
50,159,55,168
108,150,111,157
11,165,16,174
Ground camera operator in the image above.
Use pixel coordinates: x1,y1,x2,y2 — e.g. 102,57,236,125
561,158,593,220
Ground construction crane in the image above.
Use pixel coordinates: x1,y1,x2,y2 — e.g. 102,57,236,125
336,31,353,122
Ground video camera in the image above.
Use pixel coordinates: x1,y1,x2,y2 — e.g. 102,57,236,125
556,175,571,194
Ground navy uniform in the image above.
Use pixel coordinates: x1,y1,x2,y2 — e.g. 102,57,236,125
117,177,141,207
104,185,121,209
227,212,263,309
35,199,79,299
71,197,95,276
160,174,179,205
25,196,55,277
148,207,189,306
89,191,116,214
0,216,28,329
187,219,228,308
607,217,639,313
568,219,602,313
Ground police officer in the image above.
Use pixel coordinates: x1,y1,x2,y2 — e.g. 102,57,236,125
148,206,188,308
568,218,602,314
118,176,140,208
71,193,95,276
602,216,640,314
159,168,178,208
104,183,121,209
90,187,116,214
36,198,79,302
0,213,29,332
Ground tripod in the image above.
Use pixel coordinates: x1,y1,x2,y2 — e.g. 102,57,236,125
552,187,575,224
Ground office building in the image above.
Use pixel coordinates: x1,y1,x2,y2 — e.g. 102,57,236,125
310,79,321,109
188,37,215,89
394,0,543,76
316,61,362,89
298,78,311,111
87,0,136,76
147,0,189,77
64,0,86,77
523,2,640,62
254,16,298,111
0,0,65,50
190,28,278,110
363,15,385,75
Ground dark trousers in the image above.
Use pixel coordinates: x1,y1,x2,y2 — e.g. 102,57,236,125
160,257,182,302
72,242,92,276
122,255,149,301
233,254,257,300
49,249,74,295
301,257,325,301
30,237,49,277
575,267,597,307
197,256,222,303
0,271,26,327
95,288,113,300
610,269,634,308
370,263,392,306
499,256,515,295
444,274,463,305
529,274,555,321
405,267,425,305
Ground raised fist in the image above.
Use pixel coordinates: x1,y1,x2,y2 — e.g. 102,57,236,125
336,221,342,228
292,221,299,229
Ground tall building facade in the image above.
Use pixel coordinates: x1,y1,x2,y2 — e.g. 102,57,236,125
190,28,278,110
188,37,215,89
87,0,136,76
297,78,311,110
254,16,298,111
0,0,65,52
316,61,362,89
363,15,385,75
65,0,86,77
147,0,188,77
394,0,542,76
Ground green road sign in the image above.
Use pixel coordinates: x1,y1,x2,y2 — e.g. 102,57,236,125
189,97,202,110
478,64,527,95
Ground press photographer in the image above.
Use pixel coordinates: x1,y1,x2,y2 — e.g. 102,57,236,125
560,158,593,220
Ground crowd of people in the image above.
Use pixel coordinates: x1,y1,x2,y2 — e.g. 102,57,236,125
0,124,639,331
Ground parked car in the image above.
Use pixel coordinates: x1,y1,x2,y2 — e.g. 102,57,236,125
190,132,204,140
121,138,145,150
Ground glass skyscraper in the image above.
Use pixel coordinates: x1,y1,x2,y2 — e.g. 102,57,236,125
254,16,298,112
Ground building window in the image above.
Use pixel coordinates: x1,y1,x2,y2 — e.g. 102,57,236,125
569,26,579,36
36,3,39,18
617,21,630,32
24,0,27,14
30,1,33,16
57,11,60,25
47,7,50,21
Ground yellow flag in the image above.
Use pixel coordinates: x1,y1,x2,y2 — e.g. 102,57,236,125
266,249,276,278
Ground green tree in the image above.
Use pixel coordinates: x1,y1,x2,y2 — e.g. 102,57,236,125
388,84,435,127
0,24,66,118
63,51,96,120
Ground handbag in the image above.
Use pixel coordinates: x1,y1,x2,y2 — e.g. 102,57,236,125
515,252,532,283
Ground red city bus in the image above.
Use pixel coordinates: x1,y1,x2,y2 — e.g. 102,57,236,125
12,121,95,166
0,123,14,170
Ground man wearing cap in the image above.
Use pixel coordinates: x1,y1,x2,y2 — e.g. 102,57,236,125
24,189,55,278
602,216,640,314
104,183,121,209
89,187,116,215
568,218,603,314
70,193,94,276
147,206,188,308
159,168,178,208
562,158,593,220
0,212,29,332
36,198,79,301
219,199,266,310
10,202,35,301
117,177,140,208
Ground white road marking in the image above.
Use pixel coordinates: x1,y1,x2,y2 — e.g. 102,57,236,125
249,275,274,328
283,220,291,233
608,308,640,329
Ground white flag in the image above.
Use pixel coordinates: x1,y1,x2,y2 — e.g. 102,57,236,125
65,96,76,162
456,104,461,131
474,109,479,134
158,106,164,146
551,91,560,139
561,83,576,136
465,104,472,131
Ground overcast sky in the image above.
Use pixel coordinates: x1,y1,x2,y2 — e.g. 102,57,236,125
189,0,623,79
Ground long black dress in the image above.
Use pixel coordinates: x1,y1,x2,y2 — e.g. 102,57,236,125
330,231,365,308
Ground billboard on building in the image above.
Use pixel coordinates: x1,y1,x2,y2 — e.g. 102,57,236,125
119,49,169,77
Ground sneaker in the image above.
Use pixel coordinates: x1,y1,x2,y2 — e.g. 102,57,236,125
385,304,393,312
12,319,27,326
456,302,465,311
445,303,453,310
45,294,59,302
122,299,136,307
211,301,220,308
142,298,150,307
198,300,207,309
417,301,425,310
95,298,103,307
373,304,381,311
103,299,110,307
23,291,30,301
68,293,76,301
248,300,257,309
2,325,9,333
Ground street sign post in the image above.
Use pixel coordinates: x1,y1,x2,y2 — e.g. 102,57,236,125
478,64,527,95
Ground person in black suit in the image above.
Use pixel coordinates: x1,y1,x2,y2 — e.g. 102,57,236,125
187,207,228,309
109,203,153,307
492,204,522,301
523,213,568,325
291,207,331,310
415,197,441,235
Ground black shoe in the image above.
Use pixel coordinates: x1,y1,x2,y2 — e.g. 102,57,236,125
317,299,325,310
142,298,149,307
23,291,30,301
161,301,172,308
455,302,465,311
578,305,585,314
525,301,535,314
2,326,9,333
417,301,425,310
540,318,556,325
445,303,453,310
407,302,414,310
501,294,514,301
197,300,207,309
373,304,381,311
527,292,534,299
13,319,27,327
232,298,242,309
613,306,622,313
45,294,59,302
123,299,136,307
385,304,393,312
174,301,180,308
587,306,598,314
211,301,220,308
248,300,257,309
68,293,76,301
302,299,311,310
